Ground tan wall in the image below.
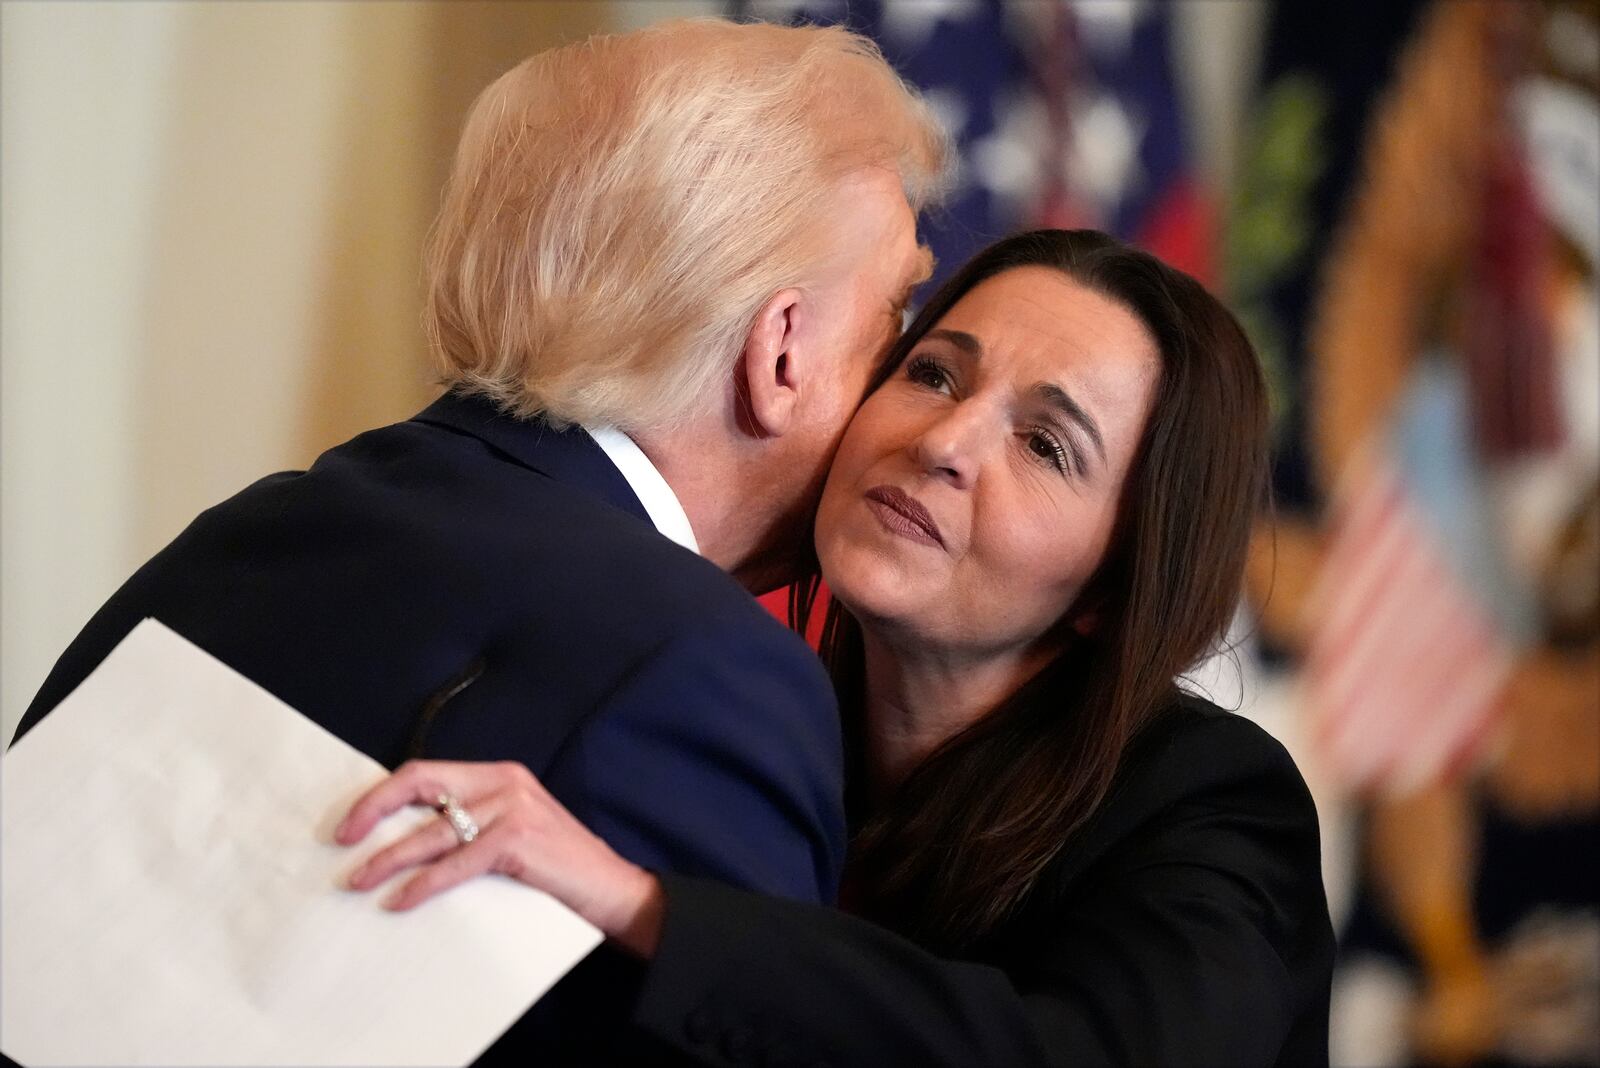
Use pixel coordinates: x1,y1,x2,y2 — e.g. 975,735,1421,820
1,1,607,740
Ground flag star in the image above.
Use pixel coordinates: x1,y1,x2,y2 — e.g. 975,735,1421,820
1073,0,1149,58
921,87,971,143
879,0,983,53
971,93,1048,216
1066,92,1145,212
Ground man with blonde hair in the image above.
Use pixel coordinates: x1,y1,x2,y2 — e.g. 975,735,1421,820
16,17,945,1060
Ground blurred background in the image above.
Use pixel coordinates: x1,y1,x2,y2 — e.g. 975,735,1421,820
3,2,1595,1065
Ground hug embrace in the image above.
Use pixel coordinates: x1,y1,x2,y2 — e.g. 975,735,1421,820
16,18,1334,1068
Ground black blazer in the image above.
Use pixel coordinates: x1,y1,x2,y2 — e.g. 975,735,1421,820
626,694,1335,1067
13,391,847,1059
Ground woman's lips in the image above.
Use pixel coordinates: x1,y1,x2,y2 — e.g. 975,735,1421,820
864,485,944,549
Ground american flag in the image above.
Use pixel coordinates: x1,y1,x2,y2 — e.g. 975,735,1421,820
733,0,1213,292
1305,446,1514,795
1303,149,1551,797
1295,3,1560,796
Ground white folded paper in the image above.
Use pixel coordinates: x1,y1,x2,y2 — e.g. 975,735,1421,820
1,619,602,1067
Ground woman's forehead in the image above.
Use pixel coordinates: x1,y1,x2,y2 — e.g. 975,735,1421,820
934,269,1160,390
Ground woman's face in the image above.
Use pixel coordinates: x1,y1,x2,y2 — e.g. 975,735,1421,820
815,266,1160,665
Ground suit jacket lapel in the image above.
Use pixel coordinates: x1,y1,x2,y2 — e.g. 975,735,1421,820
412,391,651,526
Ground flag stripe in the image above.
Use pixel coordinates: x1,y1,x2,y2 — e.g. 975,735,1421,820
1306,450,1511,794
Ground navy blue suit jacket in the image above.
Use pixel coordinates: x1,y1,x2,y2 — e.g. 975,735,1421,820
14,391,845,1060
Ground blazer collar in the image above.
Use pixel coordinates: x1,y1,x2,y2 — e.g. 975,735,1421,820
412,390,650,526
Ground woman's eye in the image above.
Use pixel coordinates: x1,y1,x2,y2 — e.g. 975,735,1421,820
906,356,953,395
1025,429,1071,473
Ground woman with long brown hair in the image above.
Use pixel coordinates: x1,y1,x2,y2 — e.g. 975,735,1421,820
340,229,1335,1065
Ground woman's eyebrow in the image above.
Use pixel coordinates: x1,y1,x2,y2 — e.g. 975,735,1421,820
923,328,983,356
1033,382,1105,464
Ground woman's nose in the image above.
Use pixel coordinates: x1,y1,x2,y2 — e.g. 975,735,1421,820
911,405,984,488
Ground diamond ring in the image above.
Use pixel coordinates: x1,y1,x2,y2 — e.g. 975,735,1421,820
435,792,479,844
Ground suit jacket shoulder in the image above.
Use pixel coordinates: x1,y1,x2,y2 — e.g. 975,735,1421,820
15,394,844,902
1030,692,1321,901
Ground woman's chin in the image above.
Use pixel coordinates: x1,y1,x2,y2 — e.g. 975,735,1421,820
819,556,923,636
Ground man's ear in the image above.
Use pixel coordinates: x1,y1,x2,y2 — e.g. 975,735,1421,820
738,288,804,439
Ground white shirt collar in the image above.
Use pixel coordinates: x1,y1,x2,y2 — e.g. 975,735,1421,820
582,424,700,555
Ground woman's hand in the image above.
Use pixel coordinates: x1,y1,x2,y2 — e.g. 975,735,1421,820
335,759,665,958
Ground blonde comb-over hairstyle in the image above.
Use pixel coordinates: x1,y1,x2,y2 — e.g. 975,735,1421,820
423,18,949,432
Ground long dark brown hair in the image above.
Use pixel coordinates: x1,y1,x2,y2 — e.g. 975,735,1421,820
793,229,1270,953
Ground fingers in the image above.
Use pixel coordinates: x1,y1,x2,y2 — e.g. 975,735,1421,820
383,828,509,912
335,764,449,846
346,794,500,891
335,760,528,845
337,760,564,913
